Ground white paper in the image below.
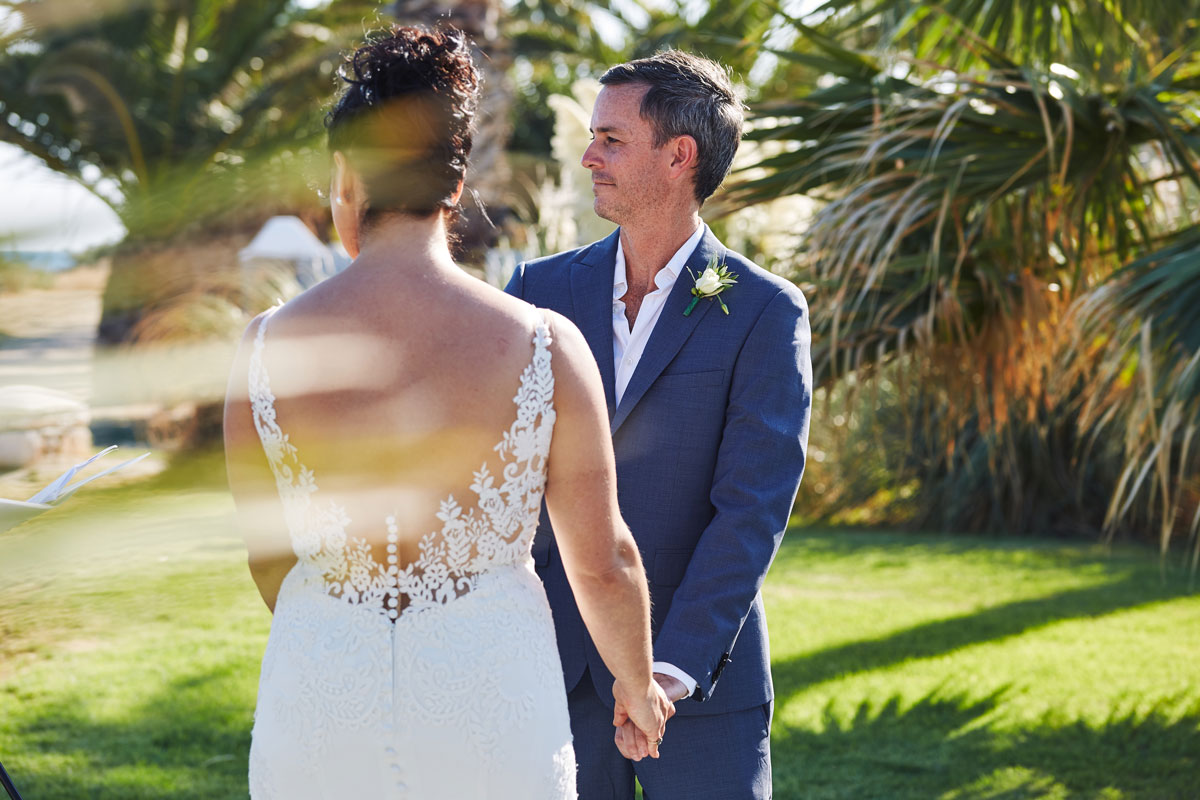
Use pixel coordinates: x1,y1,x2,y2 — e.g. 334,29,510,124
1,447,150,533
0,498,53,532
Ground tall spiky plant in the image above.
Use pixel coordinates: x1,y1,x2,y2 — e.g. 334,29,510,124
730,1,1200,550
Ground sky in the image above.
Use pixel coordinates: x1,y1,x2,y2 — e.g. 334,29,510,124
0,143,126,253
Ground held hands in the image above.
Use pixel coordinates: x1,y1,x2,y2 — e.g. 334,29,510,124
611,674,682,761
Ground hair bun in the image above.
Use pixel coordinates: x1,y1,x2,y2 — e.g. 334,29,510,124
349,26,471,104
326,24,480,219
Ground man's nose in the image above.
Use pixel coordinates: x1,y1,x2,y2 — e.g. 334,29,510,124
581,140,601,170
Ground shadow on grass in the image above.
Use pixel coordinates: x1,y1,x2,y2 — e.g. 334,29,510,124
774,551,1192,705
774,689,1200,799
8,665,252,799
5,667,1197,799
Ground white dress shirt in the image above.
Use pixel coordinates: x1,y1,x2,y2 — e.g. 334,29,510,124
611,225,705,697
612,225,705,406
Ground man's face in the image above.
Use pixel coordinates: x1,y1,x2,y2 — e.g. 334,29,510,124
581,83,674,225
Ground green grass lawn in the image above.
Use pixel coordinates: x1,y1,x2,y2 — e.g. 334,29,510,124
1,458,1198,799
764,535,1199,799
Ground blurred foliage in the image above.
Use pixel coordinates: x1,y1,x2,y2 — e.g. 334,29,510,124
729,0,1200,556
504,0,624,155
0,0,385,363
4,0,1198,555
504,0,784,156
0,0,386,242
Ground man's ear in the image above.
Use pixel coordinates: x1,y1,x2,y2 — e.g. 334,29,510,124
667,135,699,179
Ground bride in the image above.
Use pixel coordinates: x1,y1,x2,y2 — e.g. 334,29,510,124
223,25,672,799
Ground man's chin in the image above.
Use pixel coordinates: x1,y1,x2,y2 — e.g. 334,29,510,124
592,200,620,225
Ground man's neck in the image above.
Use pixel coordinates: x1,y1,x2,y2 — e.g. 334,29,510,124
619,211,703,294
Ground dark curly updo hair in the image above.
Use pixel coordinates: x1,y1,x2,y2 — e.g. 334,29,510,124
326,25,480,223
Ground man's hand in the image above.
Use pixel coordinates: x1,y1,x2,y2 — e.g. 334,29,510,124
653,672,690,702
614,718,650,761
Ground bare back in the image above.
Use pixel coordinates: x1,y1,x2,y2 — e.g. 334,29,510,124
226,257,557,610
229,251,586,797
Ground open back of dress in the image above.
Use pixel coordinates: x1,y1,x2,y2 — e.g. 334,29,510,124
245,307,576,799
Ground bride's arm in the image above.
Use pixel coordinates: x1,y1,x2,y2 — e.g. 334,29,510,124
224,317,296,613
541,312,673,757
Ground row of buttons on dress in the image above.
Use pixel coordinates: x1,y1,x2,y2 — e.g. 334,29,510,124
385,517,402,620
383,704,407,793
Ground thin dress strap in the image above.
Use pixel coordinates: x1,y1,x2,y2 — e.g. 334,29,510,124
247,306,292,484
245,304,557,621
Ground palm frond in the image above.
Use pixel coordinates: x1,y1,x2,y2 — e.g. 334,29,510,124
1070,227,1200,557
721,7,1200,546
0,0,380,239
809,0,1200,79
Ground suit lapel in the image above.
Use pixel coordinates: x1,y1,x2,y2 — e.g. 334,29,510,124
570,230,620,420
610,228,727,434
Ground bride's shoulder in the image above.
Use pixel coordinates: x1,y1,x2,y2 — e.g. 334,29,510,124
462,298,592,390
483,297,585,360
229,305,280,378
535,308,584,349
237,277,371,359
532,310,602,405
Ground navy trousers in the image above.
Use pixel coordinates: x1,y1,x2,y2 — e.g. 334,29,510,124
568,673,773,800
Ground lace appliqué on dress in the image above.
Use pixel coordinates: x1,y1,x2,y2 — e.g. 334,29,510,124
247,310,556,621
246,309,575,799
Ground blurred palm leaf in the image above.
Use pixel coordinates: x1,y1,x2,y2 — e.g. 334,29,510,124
0,0,381,241
505,0,627,63
628,0,776,74
813,0,1199,79
0,0,383,353
738,54,1197,378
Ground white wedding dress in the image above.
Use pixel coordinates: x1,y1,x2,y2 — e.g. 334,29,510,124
244,309,576,799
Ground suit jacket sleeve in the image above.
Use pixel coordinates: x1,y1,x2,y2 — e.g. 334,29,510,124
504,262,526,299
652,285,812,701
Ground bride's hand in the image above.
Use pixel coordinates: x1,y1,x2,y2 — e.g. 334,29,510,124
612,678,675,760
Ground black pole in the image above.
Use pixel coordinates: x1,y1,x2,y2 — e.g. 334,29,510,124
0,759,23,800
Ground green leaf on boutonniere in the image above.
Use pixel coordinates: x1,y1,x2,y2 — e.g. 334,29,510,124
684,254,738,316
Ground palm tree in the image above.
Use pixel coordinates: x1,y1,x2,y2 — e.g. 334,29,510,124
0,0,384,240
730,0,1199,554
0,0,380,342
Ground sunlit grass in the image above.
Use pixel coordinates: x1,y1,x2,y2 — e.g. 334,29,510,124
767,531,1200,799
2,457,1198,798
1,451,264,798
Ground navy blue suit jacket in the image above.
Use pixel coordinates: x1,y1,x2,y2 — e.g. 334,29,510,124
505,226,811,717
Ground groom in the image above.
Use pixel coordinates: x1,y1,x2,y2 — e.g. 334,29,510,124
506,50,811,799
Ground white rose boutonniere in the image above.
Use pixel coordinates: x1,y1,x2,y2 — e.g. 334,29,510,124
684,254,738,316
